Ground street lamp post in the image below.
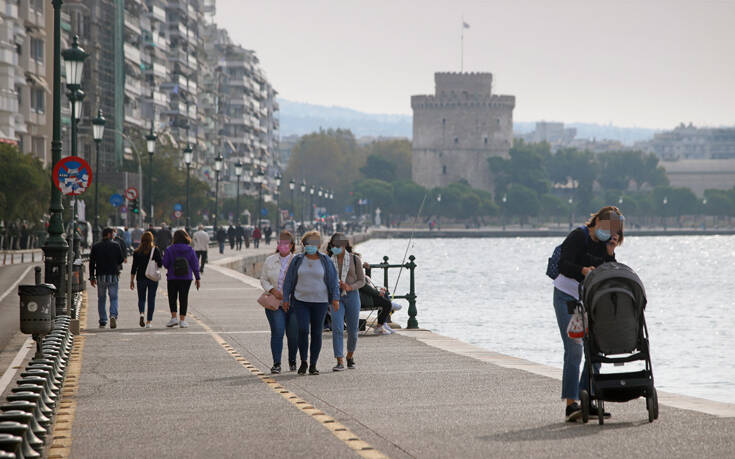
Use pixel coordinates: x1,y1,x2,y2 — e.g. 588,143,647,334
501,193,507,231
568,197,574,230
91,109,106,244
256,168,265,229
309,185,315,226
300,180,306,230
275,173,282,230
289,179,295,225
145,128,157,225
702,198,708,231
662,197,668,231
214,153,223,230
183,144,193,233
234,161,242,225
68,87,84,261
44,31,86,316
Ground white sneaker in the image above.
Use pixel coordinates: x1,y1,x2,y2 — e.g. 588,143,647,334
179,320,189,328
373,325,388,335
166,318,179,328
382,323,395,334
145,323,152,328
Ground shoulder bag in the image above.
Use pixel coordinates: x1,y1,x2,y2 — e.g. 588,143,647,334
144,247,161,282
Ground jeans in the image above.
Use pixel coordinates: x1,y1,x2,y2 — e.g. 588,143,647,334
265,307,298,365
293,299,328,365
136,278,158,322
553,288,592,400
168,279,192,316
97,274,119,325
218,241,225,254
330,290,361,358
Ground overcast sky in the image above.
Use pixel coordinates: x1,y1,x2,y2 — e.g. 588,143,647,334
215,0,735,129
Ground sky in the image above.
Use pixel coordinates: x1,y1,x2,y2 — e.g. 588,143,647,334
215,0,735,129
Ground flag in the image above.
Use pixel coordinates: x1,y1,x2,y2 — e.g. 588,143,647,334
463,21,470,29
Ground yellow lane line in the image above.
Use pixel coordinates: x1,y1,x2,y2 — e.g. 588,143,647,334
47,291,88,459
189,312,388,459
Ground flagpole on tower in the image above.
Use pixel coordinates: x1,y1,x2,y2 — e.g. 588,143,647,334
461,18,470,72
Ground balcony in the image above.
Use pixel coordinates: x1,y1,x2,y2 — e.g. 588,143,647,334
23,3,44,28
124,14,142,36
150,4,166,22
124,43,141,64
0,91,19,113
145,33,168,50
152,62,168,79
124,78,142,96
1,0,19,18
0,47,17,66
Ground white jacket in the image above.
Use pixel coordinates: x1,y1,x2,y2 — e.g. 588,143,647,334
260,252,293,293
192,230,210,251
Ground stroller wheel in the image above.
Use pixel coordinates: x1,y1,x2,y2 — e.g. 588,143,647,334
580,390,590,424
598,400,605,425
647,387,659,422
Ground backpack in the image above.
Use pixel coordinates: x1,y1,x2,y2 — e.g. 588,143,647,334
546,226,588,280
174,256,190,277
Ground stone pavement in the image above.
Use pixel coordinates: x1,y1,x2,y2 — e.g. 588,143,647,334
63,253,735,458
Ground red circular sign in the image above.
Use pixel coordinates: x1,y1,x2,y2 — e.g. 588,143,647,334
173,210,183,218
125,187,138,200
52,156,93,196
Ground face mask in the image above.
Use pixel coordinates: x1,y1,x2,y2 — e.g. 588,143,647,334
277,244,291,256
330,247,342,256
595,228,611,242
304,245,318,255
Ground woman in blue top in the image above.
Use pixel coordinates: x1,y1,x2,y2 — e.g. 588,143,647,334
282,230,340,376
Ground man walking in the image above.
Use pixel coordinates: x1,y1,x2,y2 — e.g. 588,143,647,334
193,225,210,273
216,226,226,254
156,223,172,251
89,228,125,328
235,223,244,250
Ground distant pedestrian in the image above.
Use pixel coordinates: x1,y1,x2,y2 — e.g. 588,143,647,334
282,231,340,375
327,233,365,371
552,206,623,422
244,226,251,248
130,231,162,328
253,226,262,248
131,224,143,249
192,225,210,273
162,229,201,328
235,224,244,250
227,224,236,250
259,231,298,374
113,229,128,270
122,227,132,252
156,224,173,251
89,227,125,329
264,226,273,245
216,226,226,254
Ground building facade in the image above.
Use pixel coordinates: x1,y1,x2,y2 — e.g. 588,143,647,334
635,123,735,161
411,72,515,192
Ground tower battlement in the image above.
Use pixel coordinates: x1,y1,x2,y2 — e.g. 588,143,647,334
434,72,493,97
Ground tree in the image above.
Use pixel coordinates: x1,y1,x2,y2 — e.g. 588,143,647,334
353,178,393,213
489,140,551,197
391,180,427,217
547,148,598,195
360,154,396,182
506,184,540,225
598,150,669,192
362,139,412,181
0,143,50,226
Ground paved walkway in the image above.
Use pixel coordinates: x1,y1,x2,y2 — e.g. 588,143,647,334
59,251,735,458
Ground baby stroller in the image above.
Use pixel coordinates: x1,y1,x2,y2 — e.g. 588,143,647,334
573,262,658,424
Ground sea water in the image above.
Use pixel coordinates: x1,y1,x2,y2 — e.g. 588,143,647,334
358,235,735,404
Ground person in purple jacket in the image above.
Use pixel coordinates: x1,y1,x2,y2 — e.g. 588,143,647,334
162,229,201,328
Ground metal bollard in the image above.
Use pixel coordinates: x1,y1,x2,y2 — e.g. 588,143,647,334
0,400,50,431
0,407,45,448
6,392,53,420
0,414,43,458
0,432,22,458
11,384,55,410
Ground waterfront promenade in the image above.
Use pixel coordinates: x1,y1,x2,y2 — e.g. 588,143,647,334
51,249,735,458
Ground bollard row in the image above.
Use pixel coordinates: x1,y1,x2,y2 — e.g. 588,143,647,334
0,314,75,458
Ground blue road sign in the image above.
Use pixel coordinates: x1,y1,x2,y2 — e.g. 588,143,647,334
261,208,268,216
174,203,183,211
110,193,124,207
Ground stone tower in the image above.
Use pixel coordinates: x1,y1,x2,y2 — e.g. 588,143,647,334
411,72,515,192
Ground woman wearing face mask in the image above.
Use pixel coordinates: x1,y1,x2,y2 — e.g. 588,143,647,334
326,233,365,371
553,206,624,422
259,231,298,374
282,230,340,375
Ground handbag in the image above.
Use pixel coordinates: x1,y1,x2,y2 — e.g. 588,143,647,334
257,292,281,311
144,247,161,282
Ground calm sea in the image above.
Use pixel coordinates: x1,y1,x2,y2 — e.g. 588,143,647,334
358,235,735,404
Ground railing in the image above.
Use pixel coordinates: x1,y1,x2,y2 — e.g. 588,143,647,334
369,255,418,329
1,249,43,265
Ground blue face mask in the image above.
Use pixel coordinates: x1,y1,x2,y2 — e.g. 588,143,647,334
304,245,318,255
595,228,611,242
330,247,342,256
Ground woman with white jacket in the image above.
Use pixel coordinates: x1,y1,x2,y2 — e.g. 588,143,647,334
260,231,298,374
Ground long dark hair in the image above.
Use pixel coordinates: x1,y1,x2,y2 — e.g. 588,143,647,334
173,229,191,245
327,232,357,256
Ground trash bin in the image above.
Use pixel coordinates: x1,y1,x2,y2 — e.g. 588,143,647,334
71,261,84,293
18,284,56,336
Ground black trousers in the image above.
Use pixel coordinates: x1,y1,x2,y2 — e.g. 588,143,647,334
168,279,192,316
196,250,207,272
360,285,393,325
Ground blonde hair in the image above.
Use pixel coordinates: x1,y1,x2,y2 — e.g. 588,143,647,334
134,231,155,254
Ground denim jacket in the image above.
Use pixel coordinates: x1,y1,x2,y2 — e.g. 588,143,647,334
282,252,339,304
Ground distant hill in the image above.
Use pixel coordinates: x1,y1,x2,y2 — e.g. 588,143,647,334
278,99,659,145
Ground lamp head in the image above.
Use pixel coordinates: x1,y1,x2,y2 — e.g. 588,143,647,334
183,144,193,165
61,35,88,87
92,109,106,141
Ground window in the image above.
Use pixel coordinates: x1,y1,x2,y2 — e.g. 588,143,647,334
442,165,447,175
30,38,44,62
31,88,45,113
30,0,44,13
32,137,45,156
442,118,446,125
454,137,458,144
484,137,488,144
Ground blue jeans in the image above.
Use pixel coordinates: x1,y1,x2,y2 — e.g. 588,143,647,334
265,307,298,365
330,290,361,358
293,299,328,365
136,278,158,322
553,288,592,400
97,274,119,325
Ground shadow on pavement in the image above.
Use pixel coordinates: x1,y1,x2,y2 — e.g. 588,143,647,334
478,420,649,442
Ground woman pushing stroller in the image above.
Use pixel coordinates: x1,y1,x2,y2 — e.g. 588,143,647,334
551,206,624,422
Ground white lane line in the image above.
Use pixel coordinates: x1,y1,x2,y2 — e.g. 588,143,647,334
206,264,262,289
0,265,34,304
111,330,270,336
0,336,34,396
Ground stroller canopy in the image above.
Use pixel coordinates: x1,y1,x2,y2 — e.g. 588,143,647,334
581,262,648,355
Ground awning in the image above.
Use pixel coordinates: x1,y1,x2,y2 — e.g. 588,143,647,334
25,72,51,94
